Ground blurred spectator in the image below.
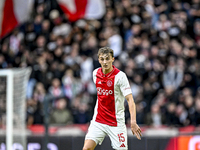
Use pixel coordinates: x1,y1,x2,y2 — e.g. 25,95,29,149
26,99,44,126
63,43,82,67
165,102,179,126
175,104,189,126
9,29,22,55
80,55,93,83
155,14,171,31
71,94,91,124
193,98,200,125
50,9,71,36
33,82,46,102
50,98,73,125
48,78,64,99
145,103,166,127
62,69,84,101
135,102,145,124
107,27,123,58
194,19,200,41
0,54,7,68
34,14,43,34
162,56,183,91
184,96,195,124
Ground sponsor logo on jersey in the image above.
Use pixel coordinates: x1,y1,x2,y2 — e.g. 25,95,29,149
107,80,112,87
120,143,126,147
97,87,113,96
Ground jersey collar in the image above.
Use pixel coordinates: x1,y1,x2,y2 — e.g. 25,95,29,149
101,65,116,78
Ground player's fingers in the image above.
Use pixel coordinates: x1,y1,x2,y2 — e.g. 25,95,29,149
138,127,142,132
138,130,142,138
137,129,142,137
135,132,141,140
132,130,141,140
132,131,135,135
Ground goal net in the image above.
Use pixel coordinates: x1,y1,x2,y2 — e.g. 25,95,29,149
0,67,32,150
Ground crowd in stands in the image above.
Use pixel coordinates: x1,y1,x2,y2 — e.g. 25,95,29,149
1,0,200,128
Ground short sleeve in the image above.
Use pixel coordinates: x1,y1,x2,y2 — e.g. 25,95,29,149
93,68,98,84
119,72,132,97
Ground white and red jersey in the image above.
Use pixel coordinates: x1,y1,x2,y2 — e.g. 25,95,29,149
92,66,132,127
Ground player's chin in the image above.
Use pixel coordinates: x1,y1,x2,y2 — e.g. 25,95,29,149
103,66,108,69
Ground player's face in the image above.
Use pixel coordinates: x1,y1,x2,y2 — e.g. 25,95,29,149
98,53,114,73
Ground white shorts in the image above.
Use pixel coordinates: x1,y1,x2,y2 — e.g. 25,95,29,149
85,121,128,150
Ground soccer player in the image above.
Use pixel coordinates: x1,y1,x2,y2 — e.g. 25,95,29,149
82,47,142,150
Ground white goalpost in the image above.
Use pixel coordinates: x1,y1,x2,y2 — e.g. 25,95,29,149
0,67,32,150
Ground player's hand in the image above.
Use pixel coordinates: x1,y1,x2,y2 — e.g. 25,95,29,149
131,121,142,140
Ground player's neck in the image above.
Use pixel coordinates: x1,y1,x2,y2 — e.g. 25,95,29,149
102,66,114,74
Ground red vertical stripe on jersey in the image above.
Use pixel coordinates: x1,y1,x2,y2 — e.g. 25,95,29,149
1,0,18,38
95,68,120,126
59,0,88,22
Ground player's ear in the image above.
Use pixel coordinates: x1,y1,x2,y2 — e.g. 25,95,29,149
112,57,114,62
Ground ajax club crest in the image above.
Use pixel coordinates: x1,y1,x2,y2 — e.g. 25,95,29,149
107,80,112,87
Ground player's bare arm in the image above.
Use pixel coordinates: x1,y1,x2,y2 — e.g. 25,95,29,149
125,94,142,140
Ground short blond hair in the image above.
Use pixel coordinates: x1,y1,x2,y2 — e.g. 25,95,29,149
98,47,114,58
